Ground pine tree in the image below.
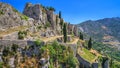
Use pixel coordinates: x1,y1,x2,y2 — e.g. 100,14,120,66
79,32,83,40
63,23,67,43
59,11,61,18
88,37,92,50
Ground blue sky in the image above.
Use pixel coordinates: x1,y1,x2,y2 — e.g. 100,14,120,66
0,0,120,24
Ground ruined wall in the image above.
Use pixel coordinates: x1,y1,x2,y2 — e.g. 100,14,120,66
0,40,35,47
92,63,98,68
76,54,91,68
103,60,109,68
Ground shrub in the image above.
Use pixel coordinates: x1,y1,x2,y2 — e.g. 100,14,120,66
37,25,42,30
11,44,18,53
44,22,51,29
2,47,10,57
46,6,55,11
0,10,4,15
13,8,18,12
18,31,27,39
40,41,78,67
34,39,41,47
0,62,3,68
20,15,29,21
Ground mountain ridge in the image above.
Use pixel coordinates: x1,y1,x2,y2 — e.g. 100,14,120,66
78,17,120,49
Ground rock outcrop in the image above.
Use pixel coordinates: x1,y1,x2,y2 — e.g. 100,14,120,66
23,3,78,36
0,2,33,31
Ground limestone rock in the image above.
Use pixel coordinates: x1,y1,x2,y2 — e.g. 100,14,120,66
0,3,29,30
23,3,43,24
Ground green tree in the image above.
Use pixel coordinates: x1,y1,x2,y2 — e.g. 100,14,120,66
79,32,83,40
63,23,67,43
11,44,18,53
2,47,9,57
60,19,64,29
88,37,92,50
59,11,61,18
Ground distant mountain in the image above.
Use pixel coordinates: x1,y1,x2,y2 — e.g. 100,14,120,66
77,17,120,49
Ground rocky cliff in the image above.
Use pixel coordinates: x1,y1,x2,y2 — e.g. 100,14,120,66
0,2,33,31
23,3,78,36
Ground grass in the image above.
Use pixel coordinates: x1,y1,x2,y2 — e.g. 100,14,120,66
80,48,96,63
0,26,28,37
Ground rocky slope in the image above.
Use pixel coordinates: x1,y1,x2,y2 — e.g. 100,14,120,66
0,2,113,68
0,2,80,68
0,2,33,30
77,17,120,49
0,2,78,40
23,3,78,36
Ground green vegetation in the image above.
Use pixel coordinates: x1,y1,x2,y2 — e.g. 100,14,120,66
37,25,42,30
110,60,120,68
2,47,10,57
44,22,51,29
18,31,27,39
11,44,18,53
56,15,58,25
20,15,29,21
46,6,55,11
88,37,92,50
0,62,3,68
59,11,61,18
63,23,67,43
0,10,4,15
80,48,96,62
92,41,120,68
34,39,42,47
13,8,18,12
60,19,64,29
40,41,78,68
79,32,83,40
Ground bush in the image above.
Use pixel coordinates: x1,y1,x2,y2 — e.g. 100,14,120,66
0,62,3,68
11,44,18,53
2,47,10,57
44,22,51,29
18,31,27,39
20,15,29,21
13,8,18,12
37,25,42,29
40,41,78,67
34,39,41,47
0,10,4,15
46,6,55,11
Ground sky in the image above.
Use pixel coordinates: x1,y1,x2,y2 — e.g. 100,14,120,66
0,0,120,24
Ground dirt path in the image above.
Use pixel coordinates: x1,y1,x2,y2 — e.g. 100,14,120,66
67,38,79,44
42,35,63,43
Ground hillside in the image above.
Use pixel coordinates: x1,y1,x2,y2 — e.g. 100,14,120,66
0,2,118,68
77,17,120,49
77,17,120,67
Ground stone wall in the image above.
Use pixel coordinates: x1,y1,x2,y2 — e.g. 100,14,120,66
0,40,35,47
76,54,91,68
92,63,98,68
